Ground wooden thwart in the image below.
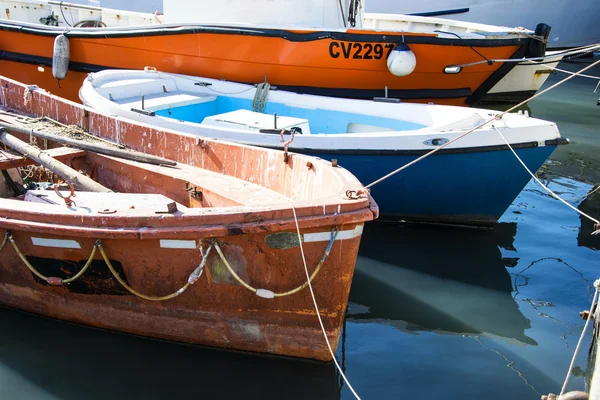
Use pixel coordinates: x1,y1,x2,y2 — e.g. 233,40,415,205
0,129,111,192
0,147,86,170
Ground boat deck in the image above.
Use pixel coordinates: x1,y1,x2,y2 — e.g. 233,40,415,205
0,108,291,209
0,147,87,169
90,152,291,208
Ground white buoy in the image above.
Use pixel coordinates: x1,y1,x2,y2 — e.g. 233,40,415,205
52,34,70,81
386,43,416,77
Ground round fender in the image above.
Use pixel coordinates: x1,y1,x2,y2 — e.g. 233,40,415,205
387,43,416,77
52,34,70,81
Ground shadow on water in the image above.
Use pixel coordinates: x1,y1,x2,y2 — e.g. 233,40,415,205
578,185,600,250
0,306,341,400
349,221,536,346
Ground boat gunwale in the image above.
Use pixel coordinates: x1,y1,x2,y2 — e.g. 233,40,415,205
79,69,563,151
0,75,378,232
0,202,373,239
0,18,534,46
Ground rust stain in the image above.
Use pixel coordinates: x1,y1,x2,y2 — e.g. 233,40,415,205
0,77,376,361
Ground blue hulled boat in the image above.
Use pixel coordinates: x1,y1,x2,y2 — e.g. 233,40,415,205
80,68,567,226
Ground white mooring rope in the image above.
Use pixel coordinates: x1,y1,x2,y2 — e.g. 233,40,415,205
559,280,600,396
537,63,600,81
364,56,600,191
450,43,600,69
492,126,600,227
289,201,361,400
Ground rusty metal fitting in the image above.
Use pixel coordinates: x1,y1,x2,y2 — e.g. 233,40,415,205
306,161,313,170
280,129,295,164
196,138,208,150
54,182,76,207
345,188,370,200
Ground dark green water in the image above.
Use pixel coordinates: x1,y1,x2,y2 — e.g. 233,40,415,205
1,59,599,399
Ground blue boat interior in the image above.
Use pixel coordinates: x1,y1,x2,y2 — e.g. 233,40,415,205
153,95,426,134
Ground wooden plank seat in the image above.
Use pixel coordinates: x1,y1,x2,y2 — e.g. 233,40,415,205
87,153,291,208
24,190,188,214
0,147,87,170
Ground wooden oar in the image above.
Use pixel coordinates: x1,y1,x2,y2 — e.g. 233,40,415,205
0,129,111,192
0,122,177,167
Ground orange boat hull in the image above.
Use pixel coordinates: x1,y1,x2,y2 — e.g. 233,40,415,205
0,23,535,105
0,76,377,361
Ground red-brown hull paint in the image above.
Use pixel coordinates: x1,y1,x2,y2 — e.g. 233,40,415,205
0,76,378,361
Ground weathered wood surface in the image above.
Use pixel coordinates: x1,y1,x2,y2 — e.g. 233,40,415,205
0,147,87,170
0,121,176,166
0,129,110,192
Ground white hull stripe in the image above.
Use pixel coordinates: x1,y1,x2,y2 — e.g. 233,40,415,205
160,239,197,249
303,225,364,243
31,237,81,249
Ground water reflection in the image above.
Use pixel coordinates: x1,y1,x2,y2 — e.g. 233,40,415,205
0,306,341,400
350,222,535,346
578,185,600,250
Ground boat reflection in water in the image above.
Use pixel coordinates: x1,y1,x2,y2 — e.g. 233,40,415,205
349,222,536,346
578,185,600,251
0,306,341,399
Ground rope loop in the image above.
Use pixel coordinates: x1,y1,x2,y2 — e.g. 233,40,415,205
4,233,214,301
252,82,270,113
97,240,214,301
212,227,338,299
4,227,338,301
7,231,97,285
346,188,369,200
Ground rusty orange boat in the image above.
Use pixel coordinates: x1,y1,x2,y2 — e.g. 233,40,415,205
0,75,378,361
0,0,550,106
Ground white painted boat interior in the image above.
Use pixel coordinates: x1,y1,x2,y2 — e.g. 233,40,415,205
79,69,562,152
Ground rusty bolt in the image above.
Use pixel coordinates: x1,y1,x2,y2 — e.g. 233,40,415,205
306,161,313,170
332,159,338,167
196,138,207,149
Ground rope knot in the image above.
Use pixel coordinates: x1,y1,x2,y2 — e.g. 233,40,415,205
187,241,214,285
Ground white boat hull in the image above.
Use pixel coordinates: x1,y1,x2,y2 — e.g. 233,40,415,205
366,0,600,48
78,69,567,225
